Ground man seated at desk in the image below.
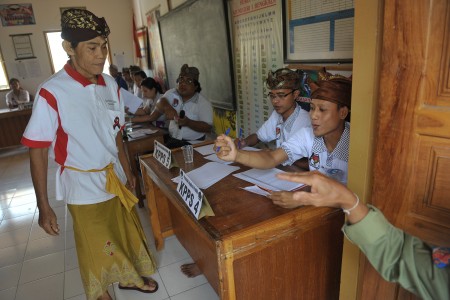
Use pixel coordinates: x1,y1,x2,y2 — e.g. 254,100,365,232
236,68,311,169
216,77,352,185
132,64,213,149
6,78,30,109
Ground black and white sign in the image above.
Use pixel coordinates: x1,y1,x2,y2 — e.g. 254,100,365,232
153,140,171,168
177,169,204,219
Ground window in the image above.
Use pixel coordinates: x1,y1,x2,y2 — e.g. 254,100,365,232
0,45,9,90
44,31,111,74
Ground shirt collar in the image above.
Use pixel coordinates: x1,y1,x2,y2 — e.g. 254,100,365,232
64,62,106,87
311,122,350,162
278,104,301,131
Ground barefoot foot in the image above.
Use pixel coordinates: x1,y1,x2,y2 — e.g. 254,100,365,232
180,263,202,278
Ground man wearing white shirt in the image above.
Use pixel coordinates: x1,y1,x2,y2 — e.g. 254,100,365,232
145,64,213,148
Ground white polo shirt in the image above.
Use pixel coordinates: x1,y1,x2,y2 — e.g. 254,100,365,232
22,63,126,204
163,88,213,141
256,104,311,148
281,122,350,184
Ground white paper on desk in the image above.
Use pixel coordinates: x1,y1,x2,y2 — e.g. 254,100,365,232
128,128,158,139
234,168,304,191
242,185,271,197
172,162,240,189
204,153,232,164
121,88,143,114
194,144,215,155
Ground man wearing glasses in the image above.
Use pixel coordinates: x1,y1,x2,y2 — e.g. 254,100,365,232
235,68,311,150
143,64,213,148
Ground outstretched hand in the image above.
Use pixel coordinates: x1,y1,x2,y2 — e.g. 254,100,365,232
269,171,369,223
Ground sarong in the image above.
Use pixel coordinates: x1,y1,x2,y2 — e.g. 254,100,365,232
68,197,157,300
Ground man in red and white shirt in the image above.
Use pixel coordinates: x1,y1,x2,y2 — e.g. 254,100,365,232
21,8,158,300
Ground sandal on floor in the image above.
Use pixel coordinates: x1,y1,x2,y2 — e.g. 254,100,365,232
119,277,158,293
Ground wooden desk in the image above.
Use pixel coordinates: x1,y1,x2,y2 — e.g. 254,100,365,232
123,125,165,207
0,108,32,148
140,148,345,300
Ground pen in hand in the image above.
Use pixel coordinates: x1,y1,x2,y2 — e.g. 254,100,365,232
216,127,231,153
237,127,244,149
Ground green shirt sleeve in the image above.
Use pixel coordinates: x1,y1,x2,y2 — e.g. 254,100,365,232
342,205,449,300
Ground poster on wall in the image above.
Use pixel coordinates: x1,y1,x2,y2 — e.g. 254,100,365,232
283,0,354,63
146,9,168,91
230,0,283,137
0,3,35,26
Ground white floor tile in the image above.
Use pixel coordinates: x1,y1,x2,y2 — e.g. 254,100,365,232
0,198,11,210
0,227,30,249
20,251,65,284
65,294,86,300
0,263,22,291
113,272,169,300
64,247,79,271
15,273,64,300
171,283,219,300
24,234,65,260
0,243,27,268
158,258,208,296
0,189,15,201
153,236,190,268
0,214,34,234
63,268,84,299
9,194,36,208
0,286,17,300
2,202,36,220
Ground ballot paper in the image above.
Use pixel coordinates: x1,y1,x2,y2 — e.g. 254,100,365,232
128,128,159,139
172,162,240,189
233,168,304,192
121,88,143,114
204,153,232,164
194,144,216,155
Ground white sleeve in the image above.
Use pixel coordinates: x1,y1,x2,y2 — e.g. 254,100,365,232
256,111,277,142
22,89,59,146
280,127,313,166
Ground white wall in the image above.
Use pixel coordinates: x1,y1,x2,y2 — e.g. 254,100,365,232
0,0,135,109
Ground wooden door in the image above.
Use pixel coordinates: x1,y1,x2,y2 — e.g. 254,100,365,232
359,0,450,299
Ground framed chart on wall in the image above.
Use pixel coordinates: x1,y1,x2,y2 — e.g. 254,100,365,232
283,0,354,63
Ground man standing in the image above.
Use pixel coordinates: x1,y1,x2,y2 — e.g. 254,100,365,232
135,64,213,148
21,9,158,300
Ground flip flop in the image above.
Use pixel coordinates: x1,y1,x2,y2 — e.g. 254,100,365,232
119,277,159,293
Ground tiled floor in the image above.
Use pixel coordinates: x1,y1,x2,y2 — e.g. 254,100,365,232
0,146,219,300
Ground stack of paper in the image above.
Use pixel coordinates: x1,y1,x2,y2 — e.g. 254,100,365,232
128,128,159,139
234,168,304,192
172,162,240,189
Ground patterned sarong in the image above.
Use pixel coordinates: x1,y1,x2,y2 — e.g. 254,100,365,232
65,163,156,299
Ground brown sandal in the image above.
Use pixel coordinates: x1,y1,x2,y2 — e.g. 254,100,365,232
118,277,158,293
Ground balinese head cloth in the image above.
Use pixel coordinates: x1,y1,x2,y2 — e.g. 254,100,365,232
61,9,110,43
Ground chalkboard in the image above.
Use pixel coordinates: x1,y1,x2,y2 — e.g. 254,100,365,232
159,0,235,110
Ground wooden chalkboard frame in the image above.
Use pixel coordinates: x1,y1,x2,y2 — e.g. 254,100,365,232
159,0,235,110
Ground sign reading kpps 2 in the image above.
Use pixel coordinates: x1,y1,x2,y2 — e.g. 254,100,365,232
177,169,203,219
153,141,171,168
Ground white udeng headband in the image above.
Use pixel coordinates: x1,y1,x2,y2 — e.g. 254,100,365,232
343,194,360,215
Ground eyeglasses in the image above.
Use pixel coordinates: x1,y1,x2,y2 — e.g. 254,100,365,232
268,90,295,100
177,77,194,85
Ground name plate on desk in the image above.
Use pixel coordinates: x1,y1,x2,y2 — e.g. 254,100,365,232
177,169,204,219
153,141,172,168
